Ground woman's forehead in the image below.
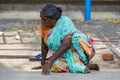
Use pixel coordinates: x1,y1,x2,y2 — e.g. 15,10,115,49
40,13,44,17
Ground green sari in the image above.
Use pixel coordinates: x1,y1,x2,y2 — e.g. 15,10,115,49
46,16,95,73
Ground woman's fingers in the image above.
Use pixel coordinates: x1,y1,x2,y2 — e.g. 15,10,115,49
42,62,51,75
42,67,50,75
42,66,50,75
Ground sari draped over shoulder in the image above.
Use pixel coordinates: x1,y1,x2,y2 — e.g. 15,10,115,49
42,16,96,73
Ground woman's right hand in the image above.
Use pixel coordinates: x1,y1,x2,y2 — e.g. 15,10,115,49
42,60,51,75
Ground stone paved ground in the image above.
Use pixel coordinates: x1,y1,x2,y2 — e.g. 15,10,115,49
0,63,120,80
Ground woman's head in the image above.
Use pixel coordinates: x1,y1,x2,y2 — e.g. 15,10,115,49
40,4,62,28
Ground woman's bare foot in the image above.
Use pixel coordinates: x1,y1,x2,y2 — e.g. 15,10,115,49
86,63,99,71
83,67,91,74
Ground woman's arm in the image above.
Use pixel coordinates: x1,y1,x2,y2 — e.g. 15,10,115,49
42,37,72,75
48,38,71,64
41,38,49,65
31,38,49,70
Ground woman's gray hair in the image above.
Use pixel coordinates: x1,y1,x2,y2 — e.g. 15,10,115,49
41,4,62,19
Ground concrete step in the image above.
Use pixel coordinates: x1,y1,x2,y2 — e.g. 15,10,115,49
0,11,120,28
0,43,40,58
0,44,41,50
0,44,40,49
0,50,39,58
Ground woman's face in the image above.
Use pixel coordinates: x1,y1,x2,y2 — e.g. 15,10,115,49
40,13,57,28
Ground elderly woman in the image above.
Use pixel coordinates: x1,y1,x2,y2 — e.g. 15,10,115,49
33,4,99,75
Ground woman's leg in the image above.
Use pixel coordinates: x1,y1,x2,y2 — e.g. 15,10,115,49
86,63,99,71
84,67,91,73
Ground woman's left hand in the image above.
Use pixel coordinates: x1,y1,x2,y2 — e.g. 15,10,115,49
42,60,51,75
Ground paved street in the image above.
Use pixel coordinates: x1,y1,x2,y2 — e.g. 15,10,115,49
0,64,120,80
